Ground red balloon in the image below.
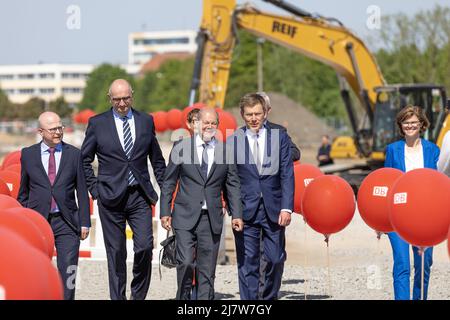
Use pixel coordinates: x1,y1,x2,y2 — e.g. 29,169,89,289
73,109,96,124
0,226,63,300
293,164,323,214
1,150,21,169
45,262,64,300
152,111,169,132
389,168,450,247
4,163,21,174
6,208,55,259
0,171,20,199
167,108,183,131
217,111,237,142
302,175,355,235
0,194,21,209
357,168,403,233
0,178,11,196
0,209,48,257
181,106,195,129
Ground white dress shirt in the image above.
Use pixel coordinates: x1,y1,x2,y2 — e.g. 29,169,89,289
245,127,292,214
41,141,62,212
113,109,136,151
195,134,216,209
404,144,424,172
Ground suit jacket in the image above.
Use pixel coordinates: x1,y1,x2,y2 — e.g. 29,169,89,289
18,142,90,233
266,121,301,162
228,125,294,223
160,137,242,235
81,108,166,207
384,138,440,171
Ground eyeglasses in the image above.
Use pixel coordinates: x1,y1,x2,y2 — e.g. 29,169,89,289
41,126,65,134
111,96,132,103
401,121,421,127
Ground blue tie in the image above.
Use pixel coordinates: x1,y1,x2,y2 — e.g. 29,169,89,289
122,116,136,186
201,143,209,179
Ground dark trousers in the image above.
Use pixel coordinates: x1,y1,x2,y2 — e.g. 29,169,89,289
48,213,80,300
175,210,221,300
98,186,154,300
234,199,286,300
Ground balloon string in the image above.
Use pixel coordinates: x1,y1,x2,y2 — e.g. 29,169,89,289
325,234,332,299
421,247,425,301
304,219,308,301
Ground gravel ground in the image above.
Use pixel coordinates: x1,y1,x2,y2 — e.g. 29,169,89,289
75,211,450,300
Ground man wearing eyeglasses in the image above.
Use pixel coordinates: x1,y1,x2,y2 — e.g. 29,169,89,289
81,79,166,300
18,111,91,300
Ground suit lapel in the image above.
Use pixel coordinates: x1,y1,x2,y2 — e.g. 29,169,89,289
54,143,68,185
129,108,140,159
205,140,222,183
398,140,406,172
36,142,51,185
107,109,128,159
192,136,206,182
243,129,260,176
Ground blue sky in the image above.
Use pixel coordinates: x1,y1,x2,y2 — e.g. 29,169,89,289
0,0,448,65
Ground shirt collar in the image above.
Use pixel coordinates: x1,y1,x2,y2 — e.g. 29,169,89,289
195,134,216,147
112,108,133,120
246,126,265,139
41,141,62,153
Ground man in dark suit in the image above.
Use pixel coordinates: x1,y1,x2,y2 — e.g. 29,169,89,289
18,111,90,300
81,79,166,300
228,93,295,300
160,108,243,300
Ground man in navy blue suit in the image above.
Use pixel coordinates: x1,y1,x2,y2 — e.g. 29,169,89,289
228,93,294,300
18,111,91,300
81,79,166,300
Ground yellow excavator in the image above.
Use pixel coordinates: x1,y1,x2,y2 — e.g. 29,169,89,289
189,0,449,187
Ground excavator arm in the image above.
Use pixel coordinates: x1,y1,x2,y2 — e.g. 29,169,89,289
191,0,386,125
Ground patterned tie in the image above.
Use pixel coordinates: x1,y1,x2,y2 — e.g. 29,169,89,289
253,134,262,174
122,116,136,185
48,147,57,211
201,143,209,179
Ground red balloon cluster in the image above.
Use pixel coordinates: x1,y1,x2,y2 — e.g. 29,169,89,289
73,109,96,124
167,108,183,131
357,168,403,233
302,175,355,236
0,170,20,199
1,150,21,170
293,163,323,214
388,168,450,247
151,111,169,132
217,110,238,142
0,227,62,300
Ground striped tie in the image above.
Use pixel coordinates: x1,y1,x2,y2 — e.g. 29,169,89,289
122,116,136,185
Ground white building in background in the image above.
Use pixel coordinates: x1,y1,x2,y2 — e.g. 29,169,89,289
0,64,141,105
129,30,197,65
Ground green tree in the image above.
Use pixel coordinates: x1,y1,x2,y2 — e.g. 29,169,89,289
49,96,72,118
80,64,134,113
137,59,194,112
0,88,13,119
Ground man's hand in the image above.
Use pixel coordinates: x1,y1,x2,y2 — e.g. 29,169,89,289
278,211,291,227
161,216,172,231
80,227,90,240
232,218,244,232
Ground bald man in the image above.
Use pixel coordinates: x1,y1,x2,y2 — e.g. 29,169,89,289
160,108,243,300
81,79,166,300
18,111,90,300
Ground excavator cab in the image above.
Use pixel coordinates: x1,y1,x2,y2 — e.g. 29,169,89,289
371,84,447,161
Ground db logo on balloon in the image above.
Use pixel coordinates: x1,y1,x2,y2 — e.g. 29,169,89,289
303,178,314,187
393,192,407,204
372,186,388,197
